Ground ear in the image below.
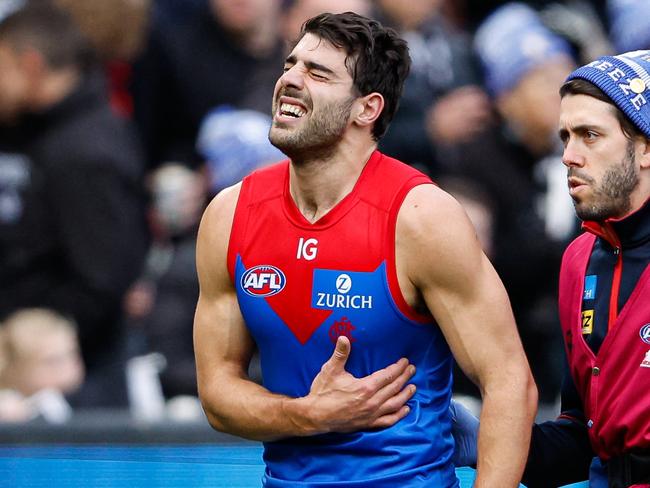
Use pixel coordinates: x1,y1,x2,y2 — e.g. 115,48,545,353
352,92,384,129
640,136,650,169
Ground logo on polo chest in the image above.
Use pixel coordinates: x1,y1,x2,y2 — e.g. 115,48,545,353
312,270,374,310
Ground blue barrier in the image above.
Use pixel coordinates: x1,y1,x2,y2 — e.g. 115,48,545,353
0,445,589,487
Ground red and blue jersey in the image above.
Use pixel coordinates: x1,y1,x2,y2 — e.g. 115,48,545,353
227,151,457,487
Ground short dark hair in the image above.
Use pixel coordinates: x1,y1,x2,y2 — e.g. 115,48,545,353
299,12,411,141
0,1,95,71
560,78,645,141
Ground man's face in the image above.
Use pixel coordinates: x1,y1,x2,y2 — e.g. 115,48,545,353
499,57,575,153
268,33,358,160
0,43,30,123
559,94,641,221
10,327,85,396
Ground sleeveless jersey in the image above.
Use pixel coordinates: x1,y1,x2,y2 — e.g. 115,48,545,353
227,151,457,487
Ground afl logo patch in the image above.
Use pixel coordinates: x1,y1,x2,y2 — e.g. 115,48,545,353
241,265,286,297
640,324,650,345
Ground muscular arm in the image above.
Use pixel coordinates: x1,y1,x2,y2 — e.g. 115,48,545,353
397,185,537,487
194,185,415,441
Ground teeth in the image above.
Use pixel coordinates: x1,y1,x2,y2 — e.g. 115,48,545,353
280,103,306,118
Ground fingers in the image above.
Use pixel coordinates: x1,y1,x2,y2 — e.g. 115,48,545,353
323,335,351,373
310,353,417,433
375,363,416,399
363,360,417,426
368,404,412,430
366,357,412,391
373,378,417,418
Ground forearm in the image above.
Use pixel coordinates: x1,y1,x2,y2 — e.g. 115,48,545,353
199,342,415,442
199,370,320,442
474,373,537,487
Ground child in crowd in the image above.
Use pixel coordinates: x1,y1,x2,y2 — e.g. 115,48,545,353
0,308,84,423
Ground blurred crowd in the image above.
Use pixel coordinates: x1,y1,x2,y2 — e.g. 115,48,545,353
0,0,648,423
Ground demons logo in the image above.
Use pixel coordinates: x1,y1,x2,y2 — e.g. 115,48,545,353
329,317,356,344
241,265,286,297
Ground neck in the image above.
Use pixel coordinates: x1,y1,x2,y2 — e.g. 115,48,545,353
628,183,650,218
288,139,376,223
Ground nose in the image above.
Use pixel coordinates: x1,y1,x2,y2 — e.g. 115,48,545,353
278,64,305,91
561,139,585,168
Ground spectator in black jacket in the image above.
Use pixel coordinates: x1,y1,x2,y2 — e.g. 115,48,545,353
0,2,148,407
375,0,492,176
131,0,285,169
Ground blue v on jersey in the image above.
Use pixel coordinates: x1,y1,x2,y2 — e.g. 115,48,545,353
227,151,459,487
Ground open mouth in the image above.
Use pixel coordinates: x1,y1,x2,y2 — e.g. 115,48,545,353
279,102,306,119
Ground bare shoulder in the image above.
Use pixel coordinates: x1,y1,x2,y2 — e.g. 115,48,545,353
200,183,242,234
397,183,478,252
196,183,242,288
396,184,484,288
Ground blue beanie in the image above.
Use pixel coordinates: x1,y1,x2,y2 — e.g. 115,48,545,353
608,0,650,52
474,2,573,97
196,106,285,192
566,50,650,139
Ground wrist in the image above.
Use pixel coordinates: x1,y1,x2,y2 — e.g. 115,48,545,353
281,396,327,437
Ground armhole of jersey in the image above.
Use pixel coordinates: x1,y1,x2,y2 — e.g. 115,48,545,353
226,181,251,284
386,177,434,324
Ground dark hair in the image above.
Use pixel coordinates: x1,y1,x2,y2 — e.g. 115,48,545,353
299,12,411,141
560,78,645,141
0,1,95,72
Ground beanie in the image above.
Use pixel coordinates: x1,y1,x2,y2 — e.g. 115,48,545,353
474,2,573,97
566,50,650,138
196,105,285,192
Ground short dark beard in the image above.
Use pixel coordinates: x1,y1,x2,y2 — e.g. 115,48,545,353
269,95,355,163
574,139,639,221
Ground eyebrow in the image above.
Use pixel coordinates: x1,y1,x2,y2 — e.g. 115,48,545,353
558,124,607,139
285,54,336,76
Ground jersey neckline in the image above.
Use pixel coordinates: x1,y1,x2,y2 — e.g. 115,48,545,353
281,150,382,230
